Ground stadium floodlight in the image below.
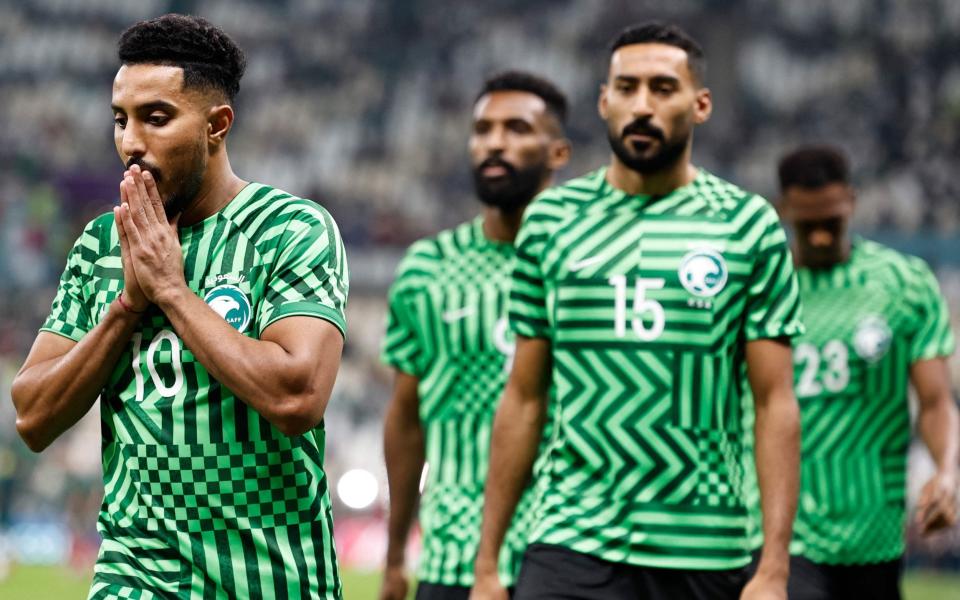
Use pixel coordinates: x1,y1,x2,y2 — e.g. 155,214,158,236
337,468,379,510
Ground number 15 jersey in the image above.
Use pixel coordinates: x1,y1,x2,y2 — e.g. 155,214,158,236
41,184,349,599
510,168,803,570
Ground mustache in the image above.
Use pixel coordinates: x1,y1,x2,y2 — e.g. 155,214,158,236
621,120,665,142
476,157,517,177
125,157,163,183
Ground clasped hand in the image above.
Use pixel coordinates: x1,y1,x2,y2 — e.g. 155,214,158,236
113,164,185,310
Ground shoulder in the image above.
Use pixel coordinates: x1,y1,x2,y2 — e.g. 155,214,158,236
73,211,118,259
522,169,607,232
392,221,475,287
856,238,938,290
229,184,342,256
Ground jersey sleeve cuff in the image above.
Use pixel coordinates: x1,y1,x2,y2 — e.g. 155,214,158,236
258,302,347,339
38,325,87,343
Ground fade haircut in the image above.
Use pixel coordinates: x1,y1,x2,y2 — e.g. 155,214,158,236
476,70,569,127
118,14,246,103
778,145,851,191
609,22,706,86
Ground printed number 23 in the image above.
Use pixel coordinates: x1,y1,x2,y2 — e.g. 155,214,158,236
131,329,184,402
795,340,849,398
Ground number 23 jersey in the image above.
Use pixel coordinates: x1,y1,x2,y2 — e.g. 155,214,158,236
790,239,954,565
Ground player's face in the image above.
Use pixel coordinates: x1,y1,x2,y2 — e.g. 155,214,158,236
782,183,855,268
470,90,557,212
112,64,209,218
599,43,711,174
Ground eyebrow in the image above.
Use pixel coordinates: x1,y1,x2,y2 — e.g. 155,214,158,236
111,100,177,113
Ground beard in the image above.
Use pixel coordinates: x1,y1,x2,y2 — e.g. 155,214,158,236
607,118,689,175
472,157,548,212
126,141,206,219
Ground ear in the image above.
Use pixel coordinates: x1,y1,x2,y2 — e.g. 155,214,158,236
693,87,712,125
598,83,609,120
547,137,572,171
207,104,235,150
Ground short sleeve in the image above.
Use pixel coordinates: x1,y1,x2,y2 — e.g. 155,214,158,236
508,197,557,339
907,261,955,363
256,206,349,337
40,221,98,342
380,242,430,377
742,199,804,341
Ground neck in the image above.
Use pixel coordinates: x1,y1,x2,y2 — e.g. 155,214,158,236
177,153,247,227
795,238,853,269
606,144,697,196
481,204,526,243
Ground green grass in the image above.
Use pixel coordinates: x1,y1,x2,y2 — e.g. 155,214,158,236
1,565,957,599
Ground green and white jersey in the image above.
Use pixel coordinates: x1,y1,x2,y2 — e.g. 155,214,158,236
788,239,954,565
41,184,349,599
509,167,802,570
381,217,538,587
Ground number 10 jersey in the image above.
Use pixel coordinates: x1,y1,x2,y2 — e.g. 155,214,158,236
41,183,349,599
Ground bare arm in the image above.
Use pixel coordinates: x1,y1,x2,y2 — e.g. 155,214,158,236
472,335,551,598
11,304,142,452
743,338,800,597
158,291,344,436
911,357,960,534
379,370,424,600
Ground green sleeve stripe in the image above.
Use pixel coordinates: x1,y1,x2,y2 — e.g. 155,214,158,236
258,302,346,338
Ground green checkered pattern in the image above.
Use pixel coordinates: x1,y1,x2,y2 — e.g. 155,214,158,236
509,167,802,570
42,183,349,599
786,239,953,564
382,217,539,587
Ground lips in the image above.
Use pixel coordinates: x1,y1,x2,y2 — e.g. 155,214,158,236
482,165,509,178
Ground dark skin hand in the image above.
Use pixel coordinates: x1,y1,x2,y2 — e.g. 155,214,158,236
379,370,424,600
911,357,960,535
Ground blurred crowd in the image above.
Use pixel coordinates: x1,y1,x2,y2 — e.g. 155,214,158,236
1,0,959,572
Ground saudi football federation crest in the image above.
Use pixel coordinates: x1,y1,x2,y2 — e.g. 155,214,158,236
204,284,252,333
679,248,728,297
853,315,892,362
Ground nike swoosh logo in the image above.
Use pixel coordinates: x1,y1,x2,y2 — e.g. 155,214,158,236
567,254,606,272
442,306,477,322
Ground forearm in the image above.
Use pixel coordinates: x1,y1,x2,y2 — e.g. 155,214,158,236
918,395,960,475
157,286,331,434
383,417,425,568
475,385,546,574
12,300,142,451
753,388,800,574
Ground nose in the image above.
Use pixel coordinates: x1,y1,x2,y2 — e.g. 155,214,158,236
120,122,146,162
484,125,507,153
808,229,834,248
631,88,654,118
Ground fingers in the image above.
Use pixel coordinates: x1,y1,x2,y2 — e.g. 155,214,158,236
129,164,157,225
117,195,143,246
140,168,167,223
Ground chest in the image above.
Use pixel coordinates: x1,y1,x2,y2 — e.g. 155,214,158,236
541,210,753,347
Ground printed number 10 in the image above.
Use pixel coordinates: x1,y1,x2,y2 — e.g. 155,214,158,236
131,329,185,402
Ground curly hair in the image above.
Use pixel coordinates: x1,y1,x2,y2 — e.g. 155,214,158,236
118,14,246,102
610,22,706,86
778,145,851,191
476,70,569,126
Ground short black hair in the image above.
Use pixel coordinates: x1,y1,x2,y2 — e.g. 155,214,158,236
476,70,569,127
118,14,246,102
778,145,851,191
609,22,706,86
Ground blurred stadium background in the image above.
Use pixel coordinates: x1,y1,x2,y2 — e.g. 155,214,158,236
1,0,959,598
